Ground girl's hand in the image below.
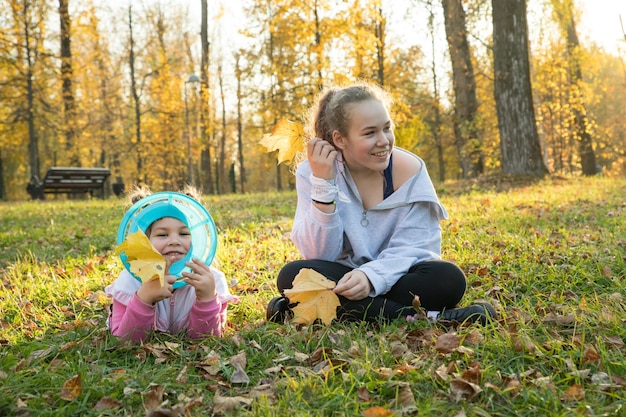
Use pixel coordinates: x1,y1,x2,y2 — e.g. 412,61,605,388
136,273,176,305
307,137,337,180
181,258,216,301
334,270,372,301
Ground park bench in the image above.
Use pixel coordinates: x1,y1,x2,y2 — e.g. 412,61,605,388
27,167,111,199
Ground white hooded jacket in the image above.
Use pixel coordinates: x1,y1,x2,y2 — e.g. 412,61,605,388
290,148,448,297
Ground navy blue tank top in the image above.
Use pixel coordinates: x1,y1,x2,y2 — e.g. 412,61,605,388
383,153,394,199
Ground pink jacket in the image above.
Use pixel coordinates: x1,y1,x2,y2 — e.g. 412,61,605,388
105,268,235,342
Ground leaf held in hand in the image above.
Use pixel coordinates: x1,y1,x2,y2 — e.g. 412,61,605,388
115,230,166,287
284,268,340,325
259,119,305,165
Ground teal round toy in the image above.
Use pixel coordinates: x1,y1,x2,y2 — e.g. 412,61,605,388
116,192,218,289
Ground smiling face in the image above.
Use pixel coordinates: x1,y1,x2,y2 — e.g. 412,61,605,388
333,99,394,174
147,217,191,263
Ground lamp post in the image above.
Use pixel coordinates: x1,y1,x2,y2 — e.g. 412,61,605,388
184,74,201,185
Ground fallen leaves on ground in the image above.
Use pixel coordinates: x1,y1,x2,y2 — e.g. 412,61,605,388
230,351,250,384
60,374,81,401
284,268,341,325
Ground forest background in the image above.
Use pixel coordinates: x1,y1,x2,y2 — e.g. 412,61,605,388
1,0,625,200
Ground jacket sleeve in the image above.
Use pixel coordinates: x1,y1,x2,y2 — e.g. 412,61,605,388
290,164,344,260
186,294,230,338
109,295,156,342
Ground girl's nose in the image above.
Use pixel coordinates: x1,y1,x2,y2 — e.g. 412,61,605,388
377,131,392,145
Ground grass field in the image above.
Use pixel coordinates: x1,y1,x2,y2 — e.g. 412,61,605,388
0,176,625,416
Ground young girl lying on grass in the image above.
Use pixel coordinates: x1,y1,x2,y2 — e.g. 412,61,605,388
105,186,235,342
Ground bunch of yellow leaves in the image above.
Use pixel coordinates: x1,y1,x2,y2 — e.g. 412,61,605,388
284,269,341,325
115,230,166,287
258,119,305,165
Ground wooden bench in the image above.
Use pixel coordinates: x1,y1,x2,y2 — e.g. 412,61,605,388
27,167,111,199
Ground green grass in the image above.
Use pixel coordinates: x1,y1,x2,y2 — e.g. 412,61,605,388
1,178,625,416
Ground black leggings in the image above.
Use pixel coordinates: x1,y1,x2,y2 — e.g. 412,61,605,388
277,259,467,322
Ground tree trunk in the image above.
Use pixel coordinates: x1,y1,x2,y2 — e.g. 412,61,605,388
22,1,40,180
374,5,385,86
59,0,78,166
235,54,245,193
427,3,446,182
553,2,597,175
442,0,483,178
128,6,143,183
218,64,226,194
492,0,548,176
200,0,214,193
0,150,5,200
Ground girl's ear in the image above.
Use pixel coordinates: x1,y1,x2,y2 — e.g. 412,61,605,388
332,130,347,150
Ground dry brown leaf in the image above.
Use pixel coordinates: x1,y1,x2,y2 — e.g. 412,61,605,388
562,384,585,401
389,340,410,359
230,365,250,384
175,363,189,384
512,334,540,354
146,410,175,417
361,406,395,417
284,269,340,325
390,382,416,410
94,396,122,411
212,391,253,414
450,378,482,401
307,347,333,366
357,386,371,402
143,384,165,411
464,329,485,346
611,374,626,387
504,378,522,397
230,351,250,384
582,345,601,365
230,351,247,368
264,364,284,374
406,327,441,350
59,374,81,401
543,312,576,326
435,332,461,354
411,295,421,310
460,362,482,384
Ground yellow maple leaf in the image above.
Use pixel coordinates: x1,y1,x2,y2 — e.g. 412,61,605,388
258,119,305,165
115,230,166,287
284,268,340,325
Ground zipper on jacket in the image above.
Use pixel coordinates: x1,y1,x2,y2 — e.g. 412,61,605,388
360,210,369,227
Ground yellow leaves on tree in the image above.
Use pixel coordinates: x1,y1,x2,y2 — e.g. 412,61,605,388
284,268,340,325
258,118,305,165
115,230,166,287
